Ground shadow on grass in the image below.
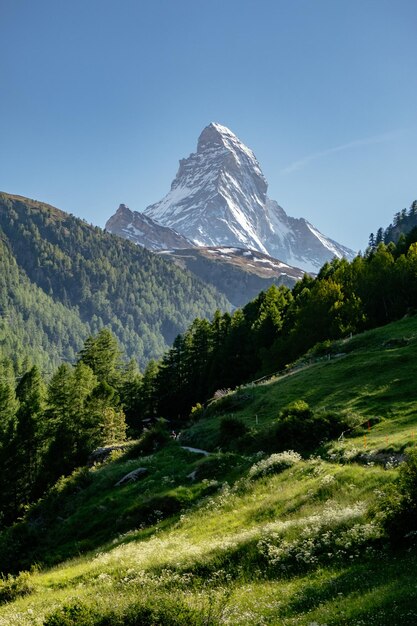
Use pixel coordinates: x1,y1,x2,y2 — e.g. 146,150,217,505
283,547,417,625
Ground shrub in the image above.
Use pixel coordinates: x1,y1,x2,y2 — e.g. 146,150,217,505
238,401,346,455
0,521,40,575
248,450,302,479
125,420,170,457
43,602,99,626
258,515,380,574
123,493,185,528
213,388,232,400
0,570,34,604
194,452,244,481
376,448,417,544
218,416,248,448
190,402,204,421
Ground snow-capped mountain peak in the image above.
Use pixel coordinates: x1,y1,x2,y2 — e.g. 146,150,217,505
142,123,355,271
144,123,272,254
106,124,355,272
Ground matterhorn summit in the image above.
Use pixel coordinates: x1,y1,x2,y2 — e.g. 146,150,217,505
107,123,355,272
141,123,354,272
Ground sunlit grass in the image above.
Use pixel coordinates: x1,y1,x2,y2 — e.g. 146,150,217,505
0,457,396,625
185,315,417,455
2,316,417,624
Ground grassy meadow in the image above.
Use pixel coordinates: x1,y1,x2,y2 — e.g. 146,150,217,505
2,315,417,624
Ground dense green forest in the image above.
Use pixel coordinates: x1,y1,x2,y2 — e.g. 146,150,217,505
0,234,91,370
0,329,133,525
0,192,230,370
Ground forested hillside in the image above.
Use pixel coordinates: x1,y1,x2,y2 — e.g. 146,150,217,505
136,216,417,421
0,235,90,370
369,199,417,246
0,192,230,369
2,310,417,624
0,328,139,526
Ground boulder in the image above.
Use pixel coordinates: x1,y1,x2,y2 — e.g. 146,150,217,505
115,467,148,487
88,444,129,465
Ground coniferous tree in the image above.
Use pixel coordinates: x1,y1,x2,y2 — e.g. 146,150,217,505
375,227,385,245
13,366,46,508
78,328,122,386
138,360,159,420
44,361,97,480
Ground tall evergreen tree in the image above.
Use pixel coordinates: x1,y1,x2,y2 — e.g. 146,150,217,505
78,328,122,386
13,366,46,508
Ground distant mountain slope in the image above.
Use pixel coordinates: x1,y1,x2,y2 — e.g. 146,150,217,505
106,203,194,250
158,246,304,307
140,123,355,272
0,233,90,370
0,192,230,367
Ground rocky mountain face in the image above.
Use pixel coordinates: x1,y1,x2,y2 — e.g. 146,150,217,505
158,246,304,307
106,204,194,251
141,123,355,273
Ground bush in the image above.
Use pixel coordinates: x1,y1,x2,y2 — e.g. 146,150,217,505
123,493,185,528
43,602,99,626
248,451,302,480
189,403,204,421
0,570,34,604
376,448,417,544
125,420,170,457
0,521,40,575
218,416,248,448
194,452,244,481
238,401,346,455
258,514,380,574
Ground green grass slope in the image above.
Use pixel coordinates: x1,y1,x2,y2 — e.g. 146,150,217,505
185,313,417,455
1,316,417,625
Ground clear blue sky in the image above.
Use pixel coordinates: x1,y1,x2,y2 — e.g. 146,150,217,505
1,0,416,252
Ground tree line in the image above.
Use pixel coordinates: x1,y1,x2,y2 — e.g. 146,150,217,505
369,200,417,248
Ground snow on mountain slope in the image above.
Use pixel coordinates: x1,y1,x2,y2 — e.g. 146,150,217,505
143,123,355,272
105,204,194,251
158,246,304,307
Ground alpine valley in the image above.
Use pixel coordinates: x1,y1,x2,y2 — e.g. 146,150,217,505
2,172,417,624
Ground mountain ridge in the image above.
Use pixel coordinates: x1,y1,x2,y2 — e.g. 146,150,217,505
105,203,194,251
158,245,304,307
140,123,355,272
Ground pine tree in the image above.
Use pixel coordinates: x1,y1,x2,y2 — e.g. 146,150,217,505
13,366,46,507
78,328,122,386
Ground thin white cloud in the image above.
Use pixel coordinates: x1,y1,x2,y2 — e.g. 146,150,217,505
280,129,405,175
